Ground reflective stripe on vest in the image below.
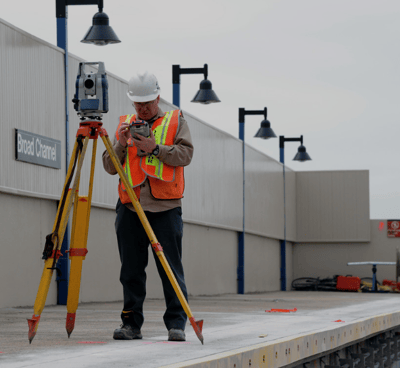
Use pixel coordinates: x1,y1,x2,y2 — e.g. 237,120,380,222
116,110,184,202
123,114,136,189
141,110,175,181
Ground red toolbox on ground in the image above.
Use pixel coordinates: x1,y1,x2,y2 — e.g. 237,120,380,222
336,276,361,291
383,279,400,290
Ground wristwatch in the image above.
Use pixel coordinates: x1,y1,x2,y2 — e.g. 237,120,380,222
151,144,160,156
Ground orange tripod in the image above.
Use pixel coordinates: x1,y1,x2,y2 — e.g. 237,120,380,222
27,119,204,344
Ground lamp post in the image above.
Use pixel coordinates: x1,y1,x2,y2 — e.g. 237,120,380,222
55,0,120,305
172,64,220,108
279,135,311,291
238,107,277,294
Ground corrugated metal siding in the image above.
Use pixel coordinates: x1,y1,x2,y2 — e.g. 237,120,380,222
246,146,282,238
0,19,369,242
176,110,243,231
296,170,370,242
0,20,66,196
285,169,297,242
244,146,296,241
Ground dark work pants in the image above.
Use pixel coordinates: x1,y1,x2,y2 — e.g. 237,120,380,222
115,200,188,331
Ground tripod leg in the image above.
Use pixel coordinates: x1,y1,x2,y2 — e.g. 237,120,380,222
55,137,90,250
28,137,90,344
101,135,204,344
52,139,80,228
28,190,73,343
28,138,79,343
66,195,89,337
66,140,97,337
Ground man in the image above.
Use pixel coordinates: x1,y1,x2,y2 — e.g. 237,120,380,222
102,72,194,341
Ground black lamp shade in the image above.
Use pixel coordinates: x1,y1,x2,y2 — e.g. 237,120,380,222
191,79,221,104
81,12,121,46
254,119,277,139
293,145,311,162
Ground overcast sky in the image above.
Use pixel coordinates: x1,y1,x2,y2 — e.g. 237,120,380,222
2,0,400,219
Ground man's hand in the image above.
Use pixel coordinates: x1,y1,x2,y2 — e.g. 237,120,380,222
118,122,131,147
132,130,157,153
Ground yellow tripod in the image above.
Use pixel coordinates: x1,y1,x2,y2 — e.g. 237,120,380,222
27,119,204,344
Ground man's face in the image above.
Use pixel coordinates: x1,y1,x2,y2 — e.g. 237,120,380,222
133,95,160,121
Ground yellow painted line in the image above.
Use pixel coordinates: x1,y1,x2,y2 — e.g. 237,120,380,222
160,310,400,368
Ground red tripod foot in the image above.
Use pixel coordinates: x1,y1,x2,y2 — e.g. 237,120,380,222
189,317,204,345
27,315,41,344
66,313,76,338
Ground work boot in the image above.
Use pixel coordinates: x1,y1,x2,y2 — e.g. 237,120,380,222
168,328,186,341
113,324,142,340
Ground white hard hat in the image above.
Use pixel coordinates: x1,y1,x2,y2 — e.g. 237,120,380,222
127,72,161,102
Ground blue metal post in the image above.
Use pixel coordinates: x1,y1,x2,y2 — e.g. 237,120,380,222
57,15,70,305
173,83,180,108
238,121,245,294
279,146,286,291
279,147,284,165
372,264,377,292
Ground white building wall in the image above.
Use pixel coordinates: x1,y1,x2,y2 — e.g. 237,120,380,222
0,19,372,309
0,17,299,240
0,19,66,199
0,20,293,308
296,170,370,242
174,110,243,232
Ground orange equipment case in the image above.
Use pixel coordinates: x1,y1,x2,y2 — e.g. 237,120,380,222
336,276,361,291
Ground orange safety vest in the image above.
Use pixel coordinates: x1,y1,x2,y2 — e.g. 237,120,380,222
115,110,185,203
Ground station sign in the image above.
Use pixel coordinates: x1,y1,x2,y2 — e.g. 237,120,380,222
387,220,400,238
15,129,61,169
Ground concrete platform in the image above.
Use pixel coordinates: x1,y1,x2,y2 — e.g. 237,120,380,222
1,291,400,368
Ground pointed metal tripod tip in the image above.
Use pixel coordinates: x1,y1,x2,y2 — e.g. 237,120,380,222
189,317,204,345
196,330,204,345
66,313,76,338
27,315,41,344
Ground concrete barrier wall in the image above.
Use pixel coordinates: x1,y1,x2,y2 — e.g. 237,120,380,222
79,210,294,302
79,208,241,303
0,192,283,308
244,234,293,293
0,193,58,308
